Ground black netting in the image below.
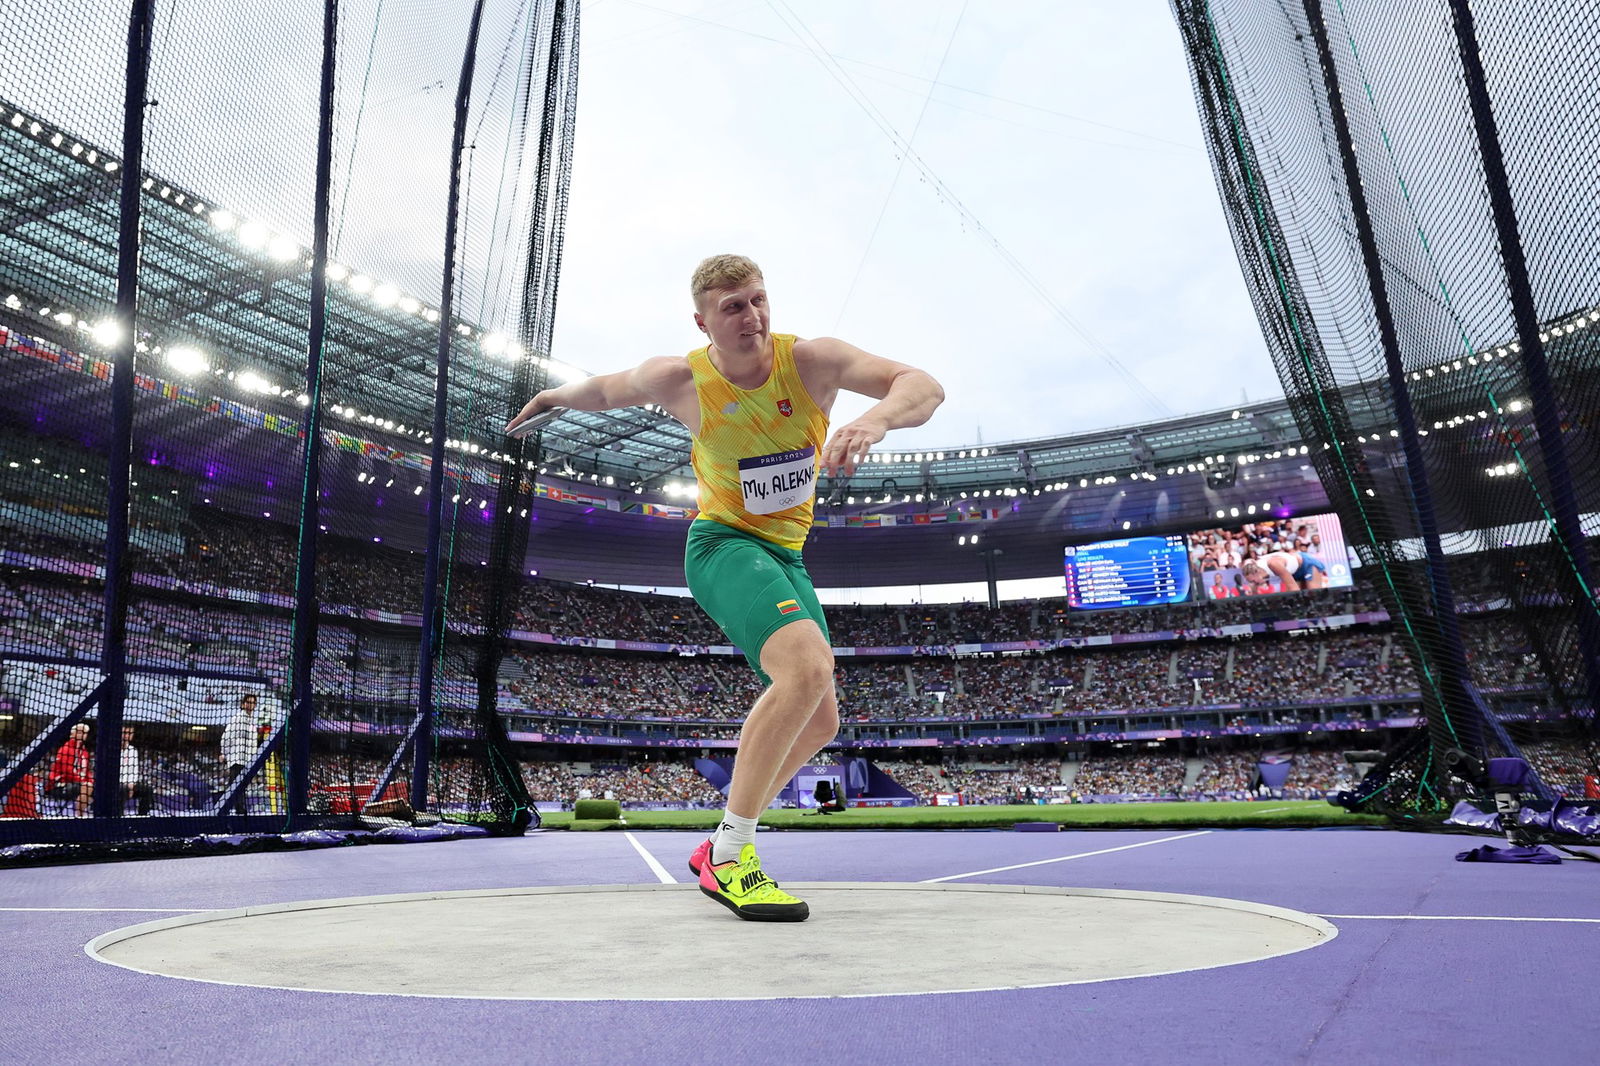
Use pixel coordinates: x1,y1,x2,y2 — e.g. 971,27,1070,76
0,0,577,857
1170,0,1600,832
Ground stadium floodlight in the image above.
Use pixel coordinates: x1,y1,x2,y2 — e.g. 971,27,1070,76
237,220,267,248
372,283,398,307
90,319,122,347
53,310,73,326
3,294,19,309
350,274,374,294
480,332,509,355
236,369,268,393
398,296,419,314
210,210,236,231
325,262,350,282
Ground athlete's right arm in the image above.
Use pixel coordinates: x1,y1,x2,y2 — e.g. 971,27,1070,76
504,356,691,435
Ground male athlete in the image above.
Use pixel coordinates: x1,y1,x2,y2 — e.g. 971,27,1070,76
506,255,944,920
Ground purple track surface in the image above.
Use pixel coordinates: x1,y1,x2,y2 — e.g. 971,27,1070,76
5,828,1598,1065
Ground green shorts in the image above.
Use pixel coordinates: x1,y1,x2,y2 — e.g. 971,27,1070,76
684,518,829,684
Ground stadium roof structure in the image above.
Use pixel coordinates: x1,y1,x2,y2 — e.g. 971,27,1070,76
4,94,1594,589
0,93,1342,498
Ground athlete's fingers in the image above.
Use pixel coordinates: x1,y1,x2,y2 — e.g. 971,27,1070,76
821,433,867,478
823,422,886,478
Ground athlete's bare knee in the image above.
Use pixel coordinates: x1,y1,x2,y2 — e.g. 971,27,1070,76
808,692,840,737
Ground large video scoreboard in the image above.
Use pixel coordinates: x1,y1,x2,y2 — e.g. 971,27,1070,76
1063,512,1353,610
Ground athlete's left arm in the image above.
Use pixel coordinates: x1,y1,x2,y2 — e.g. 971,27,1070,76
798,337,944,477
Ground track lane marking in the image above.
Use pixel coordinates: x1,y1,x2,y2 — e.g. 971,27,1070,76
921,830,1213,883
624,831,677,884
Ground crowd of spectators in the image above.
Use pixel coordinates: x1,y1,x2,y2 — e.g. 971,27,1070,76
870,757,1063,804
1072,752,1186,796
519,757,725,809
0,511,1587,762
0,570,1566,736
0,516,1410,653
1523,740,1600,797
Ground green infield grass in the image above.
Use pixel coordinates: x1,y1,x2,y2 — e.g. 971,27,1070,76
533,800,1384,832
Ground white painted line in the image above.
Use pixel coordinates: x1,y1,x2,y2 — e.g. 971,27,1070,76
0,907,206,913
624,831,677,884
1319,914,1600,923
921,830,1213,883
1257,806,1293,813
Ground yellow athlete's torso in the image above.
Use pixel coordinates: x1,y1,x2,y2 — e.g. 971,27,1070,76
688,333,828,550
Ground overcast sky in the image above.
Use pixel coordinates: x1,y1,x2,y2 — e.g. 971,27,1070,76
9,0,1280,451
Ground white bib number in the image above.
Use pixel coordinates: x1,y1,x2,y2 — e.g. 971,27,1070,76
738,446,816,515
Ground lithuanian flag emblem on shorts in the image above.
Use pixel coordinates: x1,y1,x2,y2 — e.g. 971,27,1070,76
776,599,802,615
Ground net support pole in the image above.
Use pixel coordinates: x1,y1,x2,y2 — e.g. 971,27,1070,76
286,0,340,820
410,0,488,812
91,0,156,820
1448,0,1600,721
466,0,581,831
1302,0,1484,758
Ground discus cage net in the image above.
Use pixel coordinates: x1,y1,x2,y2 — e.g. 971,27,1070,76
1172,0,1600,834
0,0,578,858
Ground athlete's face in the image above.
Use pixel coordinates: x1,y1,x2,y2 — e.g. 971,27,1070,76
695,279,769,356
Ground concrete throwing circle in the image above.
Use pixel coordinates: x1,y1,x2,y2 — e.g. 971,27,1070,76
88,883,1336,1000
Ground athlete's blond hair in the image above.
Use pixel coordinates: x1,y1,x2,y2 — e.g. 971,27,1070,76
691,254,762,308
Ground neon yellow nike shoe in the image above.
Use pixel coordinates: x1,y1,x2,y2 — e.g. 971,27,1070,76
698,843,810,922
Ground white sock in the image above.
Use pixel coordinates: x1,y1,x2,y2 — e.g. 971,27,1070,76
711,809,759,865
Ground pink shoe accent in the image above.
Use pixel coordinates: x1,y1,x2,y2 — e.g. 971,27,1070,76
688,837,712,877
699,853,726,893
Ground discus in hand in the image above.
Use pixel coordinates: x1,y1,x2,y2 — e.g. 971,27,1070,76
505,405,569,440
